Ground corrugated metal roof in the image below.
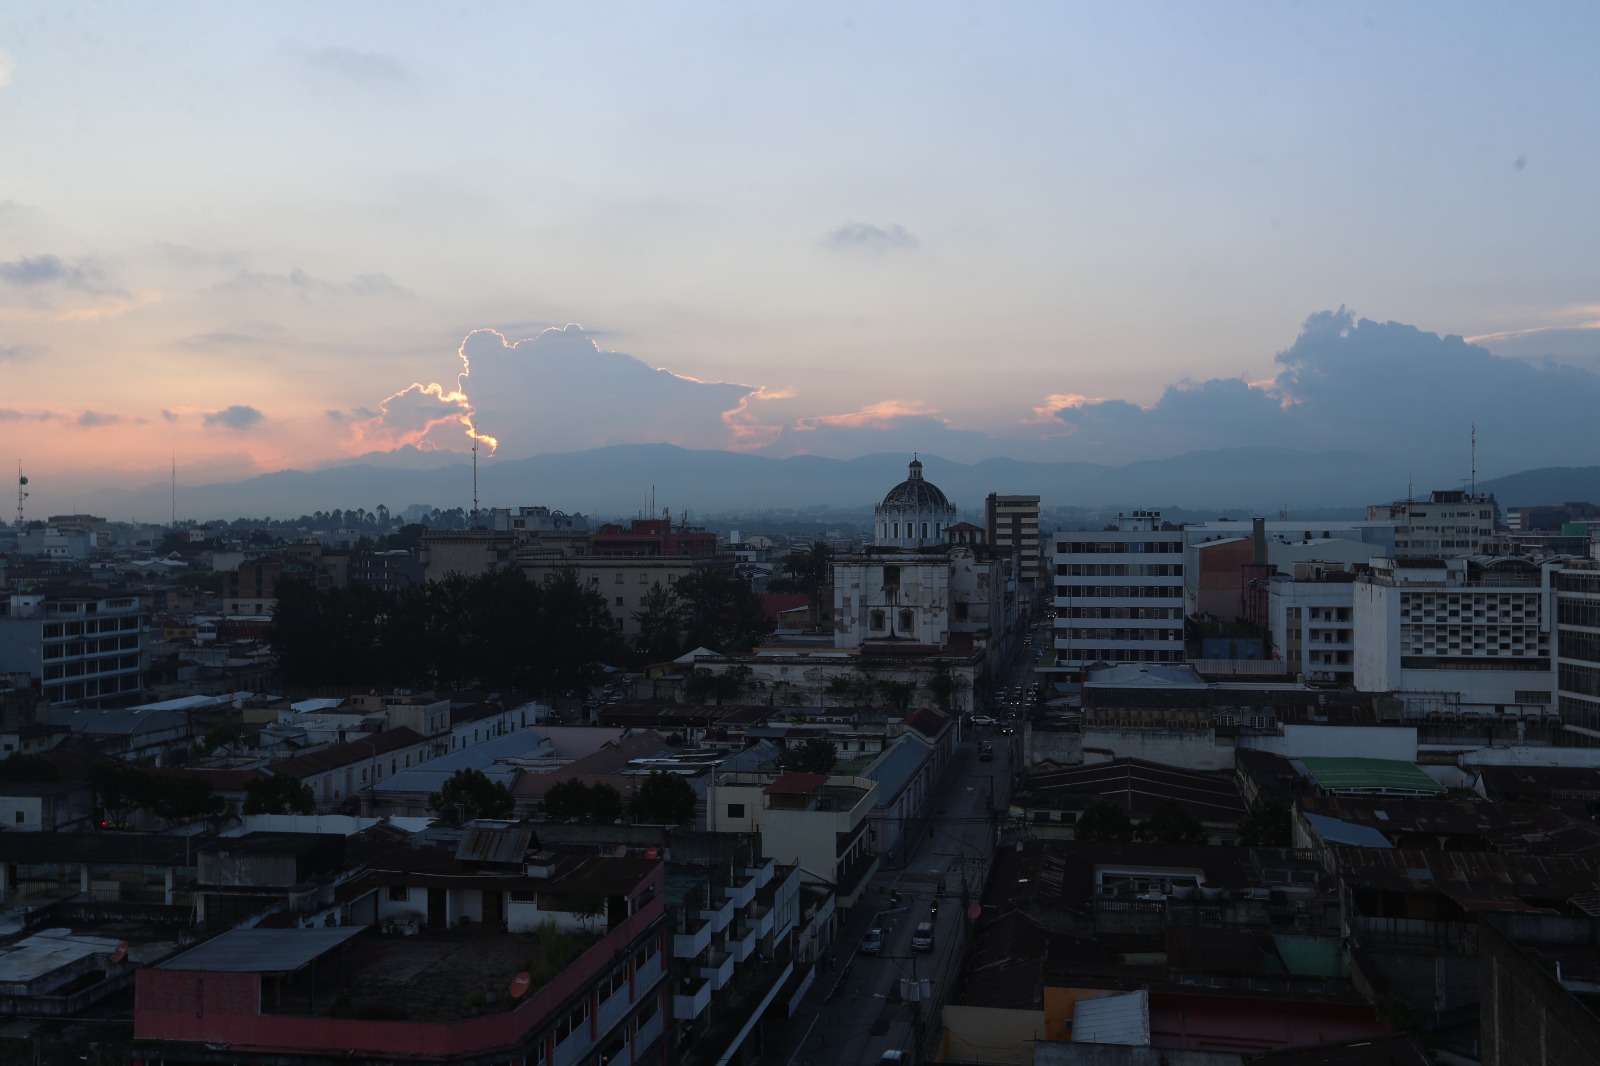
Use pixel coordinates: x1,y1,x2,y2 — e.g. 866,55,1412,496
1304,812,1395,849
866,734,932,801
1301,757,1444,796
1072,989,1149,1046
455,825,534,864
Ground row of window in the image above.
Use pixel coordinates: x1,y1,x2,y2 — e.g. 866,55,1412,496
1064,628,1183,642
1559,663,1600,698
40,616,140,638
1056,541,1183,554
42,635,139,659
1059,606,1182,620
1055,584,1184,599
1556,573,1600,594
1558,602,1600,628
1058,563,1181,577
1061,649,1185,663
42,655,139,681
1559,630,1600,663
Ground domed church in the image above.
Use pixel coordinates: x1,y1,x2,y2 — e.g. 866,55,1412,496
874,455,959,549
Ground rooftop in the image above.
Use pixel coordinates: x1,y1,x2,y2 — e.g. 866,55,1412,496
1298,757,1444,797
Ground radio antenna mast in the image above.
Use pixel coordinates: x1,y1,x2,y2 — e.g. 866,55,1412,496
16,462,28,528
171,450,177,525
471,439,480,530
1470,422,1477,497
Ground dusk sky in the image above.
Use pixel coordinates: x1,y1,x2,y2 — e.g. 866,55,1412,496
3,3,1599,517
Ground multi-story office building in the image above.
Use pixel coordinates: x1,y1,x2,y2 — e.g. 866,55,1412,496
0,591,145,707
1353,555,1556,717
1366,489,1498,558
985,493,1042,583
1052,511,1185,670
1552,558,1600,746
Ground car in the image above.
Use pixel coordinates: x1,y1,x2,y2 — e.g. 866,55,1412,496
978,743,995,761
1000,724,1016,735
861,927,885,955
971,715,997,726
911,921,936,951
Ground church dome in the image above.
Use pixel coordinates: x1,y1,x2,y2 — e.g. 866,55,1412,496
880,457,951,512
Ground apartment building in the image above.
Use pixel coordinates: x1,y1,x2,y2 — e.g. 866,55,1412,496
1366,489,1498,558
1264,563,1359,684
1552,558,1600,746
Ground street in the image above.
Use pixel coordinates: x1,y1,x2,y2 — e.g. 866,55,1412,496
776,727,1015,1066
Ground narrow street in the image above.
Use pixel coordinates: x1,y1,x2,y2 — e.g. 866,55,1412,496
773,728,1015,1066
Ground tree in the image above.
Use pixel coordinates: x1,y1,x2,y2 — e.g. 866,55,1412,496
1135,799,1205,845
0,753,61,782
90,762,154,828
778,737,839,776
1072,799,1133,842
244,774,316,815
1238,799,1293,847
630,770,696,826
542,778,621,823
202,723,242,755
674,570,771,653
632,583,685,662
429,768,514,821
148,776,226,825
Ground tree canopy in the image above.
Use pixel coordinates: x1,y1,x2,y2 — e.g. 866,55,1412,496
1072,799,1133,842
777,737,839,776
629,770,697,826
270,568,618,693
542,778,623,824
429,768,515,821
1238,799,1292,847
243,774,316,815
1135,799,1206,845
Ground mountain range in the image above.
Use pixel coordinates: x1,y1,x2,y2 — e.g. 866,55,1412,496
84,446,1600,525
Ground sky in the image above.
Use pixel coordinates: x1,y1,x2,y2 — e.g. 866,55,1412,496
3,2,1600,518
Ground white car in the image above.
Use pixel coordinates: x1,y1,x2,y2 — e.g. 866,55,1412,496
970,715,998,726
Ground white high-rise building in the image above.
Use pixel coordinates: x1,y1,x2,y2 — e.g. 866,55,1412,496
1366,489,1498,558
1052,511,1185,670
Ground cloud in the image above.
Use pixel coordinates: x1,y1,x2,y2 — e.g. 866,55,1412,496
203,405,264,431
0,408,57,423
76,411,124,428
177,327,294,350
0,343,42,361
0,48,14,89
822,222,918,253
350,325,759,459
795,400,941,431
160,409,180,423
212,268,408,303
0,254,114,291
304,47,416,86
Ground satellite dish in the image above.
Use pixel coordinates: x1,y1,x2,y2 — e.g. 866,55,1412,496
509,972,531,998
110,942,128,964
613,844,628,858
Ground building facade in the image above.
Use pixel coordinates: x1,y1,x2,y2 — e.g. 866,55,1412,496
1051,511,1185,670
0,591,145,707
874,457,958,550
985,493,1041,583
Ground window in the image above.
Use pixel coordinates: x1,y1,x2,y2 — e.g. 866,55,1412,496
616,596,626,606
870,609,886,631
388,885,407,901
615,573,625,583
727,803,745,818
13,811,22,824
640,573,649,583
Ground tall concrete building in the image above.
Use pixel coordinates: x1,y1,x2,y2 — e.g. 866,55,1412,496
1367,489,1498,558
1552,557,1600,746
1052,510,1185,671
0,590,145,707
985,493,1041,582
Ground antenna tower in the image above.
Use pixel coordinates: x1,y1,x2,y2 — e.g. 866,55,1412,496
171,451,177,525
15,462,27,528
471,440,480,530
1471,422,1477,497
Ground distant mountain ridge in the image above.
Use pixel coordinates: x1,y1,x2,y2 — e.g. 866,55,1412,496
87,445,1600,523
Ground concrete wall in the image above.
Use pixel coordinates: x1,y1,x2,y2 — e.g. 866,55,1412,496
1241,723,1419,762
1081,726,1233,770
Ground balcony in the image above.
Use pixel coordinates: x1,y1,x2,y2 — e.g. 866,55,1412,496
698,948,735,990
728,922,756,963
722,873,756,909
674,975,711,1020
745,858,775,890
748,900,774,940
700,895,734,934
673,917,711,959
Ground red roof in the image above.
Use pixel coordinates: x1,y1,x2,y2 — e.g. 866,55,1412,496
900,707,950,738
759,593,810,622
763,772,828,796
267,727,426,779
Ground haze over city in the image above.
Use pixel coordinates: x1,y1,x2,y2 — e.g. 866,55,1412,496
3,2,1599,518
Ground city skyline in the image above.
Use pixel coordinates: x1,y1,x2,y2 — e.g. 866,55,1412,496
4,3,1599,515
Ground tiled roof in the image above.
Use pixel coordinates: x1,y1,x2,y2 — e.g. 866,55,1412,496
266,727,426,779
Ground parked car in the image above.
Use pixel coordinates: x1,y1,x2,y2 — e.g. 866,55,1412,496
970,715,997,726
911,922,936,951
978,742,995,761
861,927,885,955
